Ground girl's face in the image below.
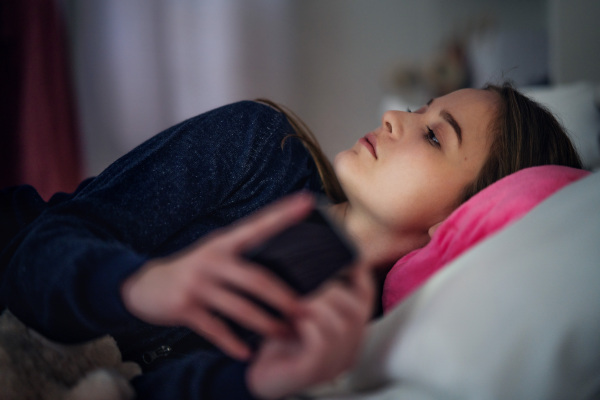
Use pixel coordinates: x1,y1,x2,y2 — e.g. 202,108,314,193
334,88,498,244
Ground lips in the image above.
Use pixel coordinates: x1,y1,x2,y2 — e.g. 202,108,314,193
359,132,377,159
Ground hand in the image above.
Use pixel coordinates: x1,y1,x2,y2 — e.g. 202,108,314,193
246,263,375,400
120,193,316,360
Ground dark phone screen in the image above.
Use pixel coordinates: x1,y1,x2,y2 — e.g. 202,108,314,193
224,208,358,347
243,208,357,295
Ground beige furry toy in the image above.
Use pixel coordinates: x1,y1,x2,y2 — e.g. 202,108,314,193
0,310,141,400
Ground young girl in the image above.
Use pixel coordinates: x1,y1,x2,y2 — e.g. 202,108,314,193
0,82,582,399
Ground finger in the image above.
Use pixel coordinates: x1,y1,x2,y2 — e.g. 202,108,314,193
212,260,300,318
202,284,293,337
182,308,252,360
318,261,374,304
221,192,315,252
306,298,347,341
299,271,373,334
337,262,376,308
303,284,361,339
292,314,340,379
298,286,367,374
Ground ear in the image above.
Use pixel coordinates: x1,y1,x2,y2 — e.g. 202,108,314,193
428,221,443,239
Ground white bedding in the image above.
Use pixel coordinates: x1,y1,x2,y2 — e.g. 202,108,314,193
293,170,600,400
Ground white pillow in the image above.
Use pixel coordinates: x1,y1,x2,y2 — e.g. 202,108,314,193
523,82,600,170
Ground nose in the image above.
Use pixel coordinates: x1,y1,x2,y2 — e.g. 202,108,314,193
381,110,409,137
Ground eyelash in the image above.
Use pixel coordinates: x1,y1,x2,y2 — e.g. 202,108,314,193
425,127,441,148
407,108,441,148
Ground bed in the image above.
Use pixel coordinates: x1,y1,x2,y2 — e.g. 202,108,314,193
2,82,598,400
291,82,600,400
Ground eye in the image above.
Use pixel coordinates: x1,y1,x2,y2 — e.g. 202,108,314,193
425,126,441,148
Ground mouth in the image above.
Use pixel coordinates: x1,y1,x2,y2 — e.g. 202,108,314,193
359,132,377,159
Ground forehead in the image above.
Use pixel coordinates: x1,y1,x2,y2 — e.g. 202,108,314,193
436,88,499,113
435,88,499,145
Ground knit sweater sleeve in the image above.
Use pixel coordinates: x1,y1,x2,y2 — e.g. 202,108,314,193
0,101,322,343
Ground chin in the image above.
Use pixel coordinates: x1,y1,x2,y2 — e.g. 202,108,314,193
333,148,358,174
333,148,349,166
332,153,355,191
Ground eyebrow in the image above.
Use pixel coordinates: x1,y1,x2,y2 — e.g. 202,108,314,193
428,99,463,146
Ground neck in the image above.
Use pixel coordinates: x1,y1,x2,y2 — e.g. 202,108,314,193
327,202,429,273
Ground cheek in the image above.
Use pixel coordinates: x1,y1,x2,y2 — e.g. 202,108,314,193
334,150,465,228
383,164,467,226
360,162,442,228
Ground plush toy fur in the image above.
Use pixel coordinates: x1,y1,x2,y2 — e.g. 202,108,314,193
0,310,141,400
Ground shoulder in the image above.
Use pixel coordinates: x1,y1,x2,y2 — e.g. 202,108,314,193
195,100,303,153
177,100,293,145
195,100,287,128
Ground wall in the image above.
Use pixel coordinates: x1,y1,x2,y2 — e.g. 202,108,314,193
65,0,297,176
291,0,550,160
548,0,600,84
291,0,441,160
65,0,562,175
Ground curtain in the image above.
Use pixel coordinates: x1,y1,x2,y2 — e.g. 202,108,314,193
0,0,83,200
67,0,295,176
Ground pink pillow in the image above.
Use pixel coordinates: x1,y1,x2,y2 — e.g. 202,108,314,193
382,165,590,312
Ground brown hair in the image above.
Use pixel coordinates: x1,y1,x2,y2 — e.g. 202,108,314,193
255,98,347,203
460,81,583,203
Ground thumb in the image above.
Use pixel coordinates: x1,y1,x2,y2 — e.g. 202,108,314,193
225,192,315,251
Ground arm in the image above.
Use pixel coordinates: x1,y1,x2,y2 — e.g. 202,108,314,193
1,101,322,343
121,193,316,360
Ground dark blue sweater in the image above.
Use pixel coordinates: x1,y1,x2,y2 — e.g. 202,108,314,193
0,101,324,399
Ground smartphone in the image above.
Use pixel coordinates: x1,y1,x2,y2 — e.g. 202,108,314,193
243,205,358,295
229,204,358,346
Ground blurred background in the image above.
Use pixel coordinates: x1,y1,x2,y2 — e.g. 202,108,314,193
2,0,599,199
